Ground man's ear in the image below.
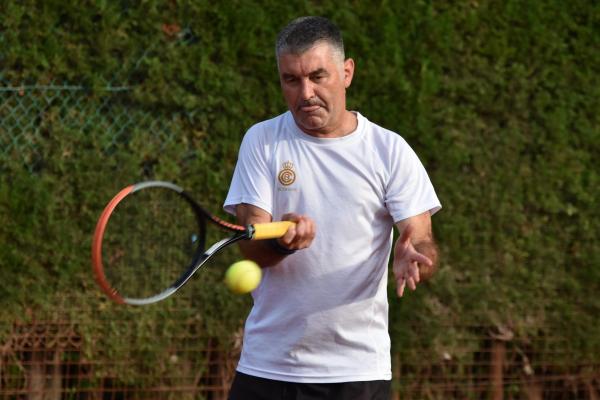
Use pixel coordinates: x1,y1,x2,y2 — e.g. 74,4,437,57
343,58,355,88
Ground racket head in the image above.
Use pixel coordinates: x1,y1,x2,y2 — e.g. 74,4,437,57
91,181,240,305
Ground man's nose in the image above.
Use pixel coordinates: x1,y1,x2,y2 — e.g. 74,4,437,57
300,79,315,100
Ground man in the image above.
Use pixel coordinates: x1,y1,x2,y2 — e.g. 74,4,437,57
224,16,441,400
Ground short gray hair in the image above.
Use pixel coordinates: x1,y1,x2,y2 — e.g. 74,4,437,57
275,16,345,63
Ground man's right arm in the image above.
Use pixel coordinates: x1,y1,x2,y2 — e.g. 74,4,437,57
235,203,316,267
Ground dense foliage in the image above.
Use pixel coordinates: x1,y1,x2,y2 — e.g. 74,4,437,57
1,0,598,395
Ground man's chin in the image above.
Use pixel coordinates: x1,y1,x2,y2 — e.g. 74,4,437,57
297,118,326,133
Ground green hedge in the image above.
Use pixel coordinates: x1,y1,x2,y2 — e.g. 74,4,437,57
1,0,598,394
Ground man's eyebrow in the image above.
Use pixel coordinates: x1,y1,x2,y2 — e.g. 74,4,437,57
281,68,330,79
309,68,329,77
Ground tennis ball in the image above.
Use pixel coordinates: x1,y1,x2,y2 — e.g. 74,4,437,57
224,260,262,294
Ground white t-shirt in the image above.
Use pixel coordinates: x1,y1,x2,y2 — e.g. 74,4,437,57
224,111,441,383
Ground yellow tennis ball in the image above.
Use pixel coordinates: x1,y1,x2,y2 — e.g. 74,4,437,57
224,260,262,294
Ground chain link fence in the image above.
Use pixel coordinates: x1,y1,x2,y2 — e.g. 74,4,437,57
0,82,181,173
1,319,240,400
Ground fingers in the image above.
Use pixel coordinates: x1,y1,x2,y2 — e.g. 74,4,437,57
413,252,433,267
410,260,420,284
395,261,420,297
396,274,416,297
397,276,406,297
279,213,316,250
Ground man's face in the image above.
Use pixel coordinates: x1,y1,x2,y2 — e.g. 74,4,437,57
278,43,354,137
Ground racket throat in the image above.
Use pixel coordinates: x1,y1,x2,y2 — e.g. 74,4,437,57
245,225,256,240
204,236,244,254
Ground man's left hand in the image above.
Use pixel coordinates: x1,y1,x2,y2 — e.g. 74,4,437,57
392,224,433,297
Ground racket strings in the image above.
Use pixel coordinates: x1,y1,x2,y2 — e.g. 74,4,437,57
102,187,204,300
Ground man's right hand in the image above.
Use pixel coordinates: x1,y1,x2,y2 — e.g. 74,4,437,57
236,204,316,267
276,212,316,251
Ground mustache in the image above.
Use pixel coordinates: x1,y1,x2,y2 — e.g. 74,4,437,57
298,98,325,109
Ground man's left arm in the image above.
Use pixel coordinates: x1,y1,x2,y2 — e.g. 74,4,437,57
393,211,439,297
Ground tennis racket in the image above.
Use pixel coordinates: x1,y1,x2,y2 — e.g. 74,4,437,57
91,181,292,305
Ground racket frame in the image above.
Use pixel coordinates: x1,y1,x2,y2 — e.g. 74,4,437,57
92,181,263,306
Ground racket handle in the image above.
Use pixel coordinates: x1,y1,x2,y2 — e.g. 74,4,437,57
251,221,295,240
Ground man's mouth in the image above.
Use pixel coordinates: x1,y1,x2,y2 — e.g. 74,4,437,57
300,105,321,113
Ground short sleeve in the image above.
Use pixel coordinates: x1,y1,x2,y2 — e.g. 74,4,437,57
385,139,441,222
223,127,274,216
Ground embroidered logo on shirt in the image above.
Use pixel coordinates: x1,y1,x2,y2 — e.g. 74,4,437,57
278,161,296,186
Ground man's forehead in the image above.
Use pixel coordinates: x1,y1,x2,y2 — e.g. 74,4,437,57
278,43,340,74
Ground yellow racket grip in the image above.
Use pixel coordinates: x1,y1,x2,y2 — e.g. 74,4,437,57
251,221,295,240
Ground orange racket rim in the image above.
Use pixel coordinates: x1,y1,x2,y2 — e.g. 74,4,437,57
91,185,134,304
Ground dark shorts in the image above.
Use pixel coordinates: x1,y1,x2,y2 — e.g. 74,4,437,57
228,371,391,400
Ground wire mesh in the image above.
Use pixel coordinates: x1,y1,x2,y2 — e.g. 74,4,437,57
0,82,188,173
0,320,239,400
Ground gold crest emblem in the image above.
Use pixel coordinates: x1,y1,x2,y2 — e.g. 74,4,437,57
278,161,296,186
